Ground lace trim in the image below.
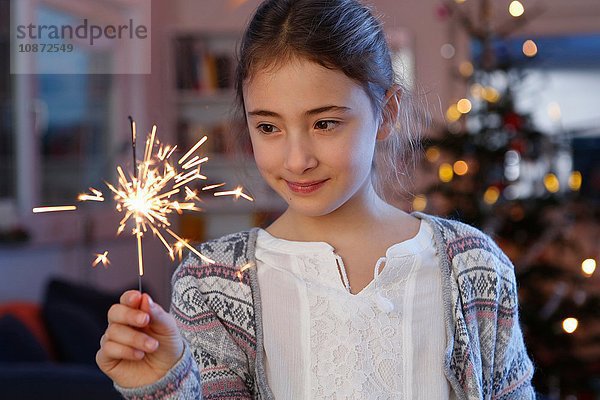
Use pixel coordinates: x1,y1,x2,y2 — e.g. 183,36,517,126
303,254,419,399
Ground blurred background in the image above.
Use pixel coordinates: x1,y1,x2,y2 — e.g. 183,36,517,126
0,0,598,398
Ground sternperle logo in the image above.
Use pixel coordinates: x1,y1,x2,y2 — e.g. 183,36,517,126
15,18,149,46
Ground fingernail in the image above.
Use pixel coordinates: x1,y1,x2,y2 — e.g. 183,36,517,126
134,350,145,359
137,313,149,325
145,338,158,351
147,295,155,308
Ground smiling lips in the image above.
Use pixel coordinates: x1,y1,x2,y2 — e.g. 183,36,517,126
285,179,329,194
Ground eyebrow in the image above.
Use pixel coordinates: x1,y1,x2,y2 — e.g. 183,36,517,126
247,105,352,118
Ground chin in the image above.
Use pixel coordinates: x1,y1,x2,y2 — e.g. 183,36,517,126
283,194,348,218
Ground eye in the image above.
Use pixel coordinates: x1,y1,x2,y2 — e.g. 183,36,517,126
256,124,281,135
314,120,339,131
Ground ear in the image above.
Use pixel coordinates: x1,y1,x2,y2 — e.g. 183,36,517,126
376,84,402,141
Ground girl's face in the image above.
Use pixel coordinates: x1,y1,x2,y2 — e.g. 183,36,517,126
243,58,384,217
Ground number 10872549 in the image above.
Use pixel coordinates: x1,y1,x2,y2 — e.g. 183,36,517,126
18,43,74,53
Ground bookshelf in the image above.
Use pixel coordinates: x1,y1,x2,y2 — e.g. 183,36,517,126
172,32,286,238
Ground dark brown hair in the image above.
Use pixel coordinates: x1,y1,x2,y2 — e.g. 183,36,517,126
233,0,422,200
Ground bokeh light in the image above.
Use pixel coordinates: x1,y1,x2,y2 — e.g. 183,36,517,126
446,104,461,122
568,171,582,191
523,40,538,57
439,163,454,182
441,43,456,59
562,318,578,334
544,173,560,193
457,98,472,114
582,258,596,276
482,87,501,103
483,187,500,205
412,195,427,212
509,1,525,17
425,147,441,163
453,160,469,176
459,61,474,77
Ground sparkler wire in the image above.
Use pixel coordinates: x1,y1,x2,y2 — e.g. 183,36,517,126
129,116,143,293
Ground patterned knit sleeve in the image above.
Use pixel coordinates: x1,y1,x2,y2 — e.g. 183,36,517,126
461,231,536,400
169,252,256,400
443,218,536,399
488,240,536,399
114,341,202,399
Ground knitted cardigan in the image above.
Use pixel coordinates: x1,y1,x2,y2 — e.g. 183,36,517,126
116,213,536,400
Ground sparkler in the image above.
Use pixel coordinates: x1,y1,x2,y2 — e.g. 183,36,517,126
33,118,254,293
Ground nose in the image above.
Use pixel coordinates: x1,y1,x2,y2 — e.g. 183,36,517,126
283,135,318,175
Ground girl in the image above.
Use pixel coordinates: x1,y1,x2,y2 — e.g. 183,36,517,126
96,0,536,398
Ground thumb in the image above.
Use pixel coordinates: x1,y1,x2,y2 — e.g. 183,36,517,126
140,294,177,335
139,294,184,371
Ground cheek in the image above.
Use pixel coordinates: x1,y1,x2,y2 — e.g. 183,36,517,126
337,126,377,172
250,137,279,175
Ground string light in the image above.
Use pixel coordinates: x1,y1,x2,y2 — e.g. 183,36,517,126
439,163,454,183
453,160,469,176
446,103,461,122
523,40,538,57
562,317,578,334
568,171,582,191
582,258,596,276
459,61,474,77
509,1,525,17
543,173,560,193
470,83,484,99
482,87,501,103
483,187,500,205
412,195,427,212
425,147,441,163
457,98,472,114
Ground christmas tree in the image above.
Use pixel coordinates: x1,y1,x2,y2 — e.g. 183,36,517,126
417,1,600,397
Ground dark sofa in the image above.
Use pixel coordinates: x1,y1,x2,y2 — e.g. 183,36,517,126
0,278,129,400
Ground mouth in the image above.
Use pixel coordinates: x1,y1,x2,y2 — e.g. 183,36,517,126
285,179,329,194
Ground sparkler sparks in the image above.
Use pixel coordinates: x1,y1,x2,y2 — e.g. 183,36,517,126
173,240,189,262
78,187,105,202
236,262,255,288
33,206,77,213
214,186,254,202
33,120,253,290
93,251,111,268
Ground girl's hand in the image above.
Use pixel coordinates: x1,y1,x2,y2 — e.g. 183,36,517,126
96,290,184,388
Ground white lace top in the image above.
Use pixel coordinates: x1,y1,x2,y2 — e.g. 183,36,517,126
255,221,454,399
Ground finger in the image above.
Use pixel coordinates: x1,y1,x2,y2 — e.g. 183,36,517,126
98,340,146,363
120,290,142,307
105,323,159,353
107,303,149,328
